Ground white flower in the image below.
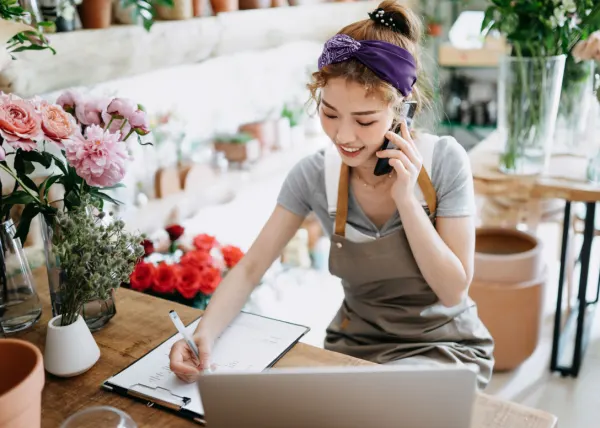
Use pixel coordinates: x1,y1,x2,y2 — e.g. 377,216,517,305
562,0,577,13
551,7,567,28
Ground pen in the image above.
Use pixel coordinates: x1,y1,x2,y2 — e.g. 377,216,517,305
169,310,212,374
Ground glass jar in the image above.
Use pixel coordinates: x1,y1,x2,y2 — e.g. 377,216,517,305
0,220,42,334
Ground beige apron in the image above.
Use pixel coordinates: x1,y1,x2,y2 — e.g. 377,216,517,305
323,136,495,389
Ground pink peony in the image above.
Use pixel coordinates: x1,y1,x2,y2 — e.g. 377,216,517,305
0,95,42,151
56,90,82,114
129,109,150,136
75,96,110,126
39,102,78,147
63,124,129,188
106,98,136,119
101,109,131,141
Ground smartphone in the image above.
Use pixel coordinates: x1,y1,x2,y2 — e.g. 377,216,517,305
373,101,418,176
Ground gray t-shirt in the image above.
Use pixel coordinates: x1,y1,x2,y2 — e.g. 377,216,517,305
277,134,476,239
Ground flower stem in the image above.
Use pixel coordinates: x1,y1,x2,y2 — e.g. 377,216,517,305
104,117,114,132
123,129,135,141
0,163,42,203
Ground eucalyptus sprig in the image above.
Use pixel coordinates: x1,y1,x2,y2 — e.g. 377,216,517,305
50,198,144,326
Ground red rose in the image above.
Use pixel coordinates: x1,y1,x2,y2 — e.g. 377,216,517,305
198,266,221,295
130,262,155,292
193,234,217,253
141,239,154,257
176,265,201,300
221,245,244,269
180,250,213,271
153,263,179,294
165,224,185,242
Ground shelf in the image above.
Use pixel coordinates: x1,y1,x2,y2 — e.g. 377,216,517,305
440,121,496,131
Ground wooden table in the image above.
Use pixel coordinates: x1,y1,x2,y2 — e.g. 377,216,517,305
470,132,600,378
12,267,558,428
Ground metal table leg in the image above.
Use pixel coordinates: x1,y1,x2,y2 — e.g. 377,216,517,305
550,201,597,377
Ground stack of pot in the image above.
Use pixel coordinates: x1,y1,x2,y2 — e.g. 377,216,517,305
469,227,547,371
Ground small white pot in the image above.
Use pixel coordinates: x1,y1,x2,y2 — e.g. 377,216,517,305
44,314,100,377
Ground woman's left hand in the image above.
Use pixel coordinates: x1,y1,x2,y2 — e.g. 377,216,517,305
375,120,422,206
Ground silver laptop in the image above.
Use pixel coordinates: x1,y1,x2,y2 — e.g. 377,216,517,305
197,364,477,428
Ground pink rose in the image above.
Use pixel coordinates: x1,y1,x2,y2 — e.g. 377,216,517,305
63,124,129,187
129,109,150,136
75,96,110,126
0,96,42,151
40,102,78,147
56,90,82,114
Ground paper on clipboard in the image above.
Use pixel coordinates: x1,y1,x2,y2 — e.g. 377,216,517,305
103,312,309,419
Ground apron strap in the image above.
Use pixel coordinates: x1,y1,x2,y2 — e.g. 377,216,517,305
417,167,437,214
334,162,350,236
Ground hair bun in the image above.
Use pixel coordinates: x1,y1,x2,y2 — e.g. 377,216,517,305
369,1,420,42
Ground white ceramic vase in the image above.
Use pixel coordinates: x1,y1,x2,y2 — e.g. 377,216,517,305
44,314,101,377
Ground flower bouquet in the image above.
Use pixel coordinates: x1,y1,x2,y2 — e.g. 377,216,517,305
481,1,600,174
127,225,244,310
0,90,149,330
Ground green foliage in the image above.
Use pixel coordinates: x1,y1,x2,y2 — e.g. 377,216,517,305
50,198,144,326
119,0,175,31
1,0,55,55
481,0,600,57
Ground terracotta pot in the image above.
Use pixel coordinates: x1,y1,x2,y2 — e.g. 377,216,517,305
0,339,44,428
469,267,547,371
474,227,543,284
239,0,270,8
427,23,443,37
78,0,112,29
213,140,260,163
192,0,205,16
157,0,193,20
210,0,238,13
239,121,276,153
271,0,288,6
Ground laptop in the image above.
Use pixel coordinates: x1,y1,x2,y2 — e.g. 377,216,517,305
197,364,477,428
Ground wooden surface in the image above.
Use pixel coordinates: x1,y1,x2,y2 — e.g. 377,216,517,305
11,268,558,428
470,131,600,202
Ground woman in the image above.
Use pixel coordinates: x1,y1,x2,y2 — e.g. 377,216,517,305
169,0,495,390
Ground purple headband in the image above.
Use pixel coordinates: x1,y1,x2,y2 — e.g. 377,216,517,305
317,34,417,96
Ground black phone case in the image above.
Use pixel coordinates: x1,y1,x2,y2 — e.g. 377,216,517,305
373,101,417,177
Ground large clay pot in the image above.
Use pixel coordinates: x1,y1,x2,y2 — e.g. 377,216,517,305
239,121,276,153
469,268,547,371
0,339,44,428
78,0,112,29
474,227,543,284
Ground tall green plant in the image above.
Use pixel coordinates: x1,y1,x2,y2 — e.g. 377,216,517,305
480,1,600,173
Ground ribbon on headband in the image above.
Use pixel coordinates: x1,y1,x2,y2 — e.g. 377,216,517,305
317,34,417,96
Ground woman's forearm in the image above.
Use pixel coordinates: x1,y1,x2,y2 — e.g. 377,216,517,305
194,260,259,343
396,195,469,307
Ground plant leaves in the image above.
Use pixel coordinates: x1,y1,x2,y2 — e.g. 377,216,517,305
94,191,121,206
14,204,41,243
19,150,52,168
1,191,36,206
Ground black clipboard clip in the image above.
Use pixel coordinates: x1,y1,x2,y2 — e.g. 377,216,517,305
102,381,206,426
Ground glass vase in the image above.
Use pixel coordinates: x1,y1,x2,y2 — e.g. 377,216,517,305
497,54,566,175
0,220,42,334
555,59,596,156
41,217,116,332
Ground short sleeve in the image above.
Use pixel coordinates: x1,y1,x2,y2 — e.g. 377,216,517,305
431,137,476,217
276,154,321,218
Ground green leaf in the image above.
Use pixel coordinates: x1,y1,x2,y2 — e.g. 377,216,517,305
20,150,52,168
14,204,41,243
64,191,81,209
42,152,68,175
2,191,36,206
94,191,121,206
41,175,62,200
481,7,496,34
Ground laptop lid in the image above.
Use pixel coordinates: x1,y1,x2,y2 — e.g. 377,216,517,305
197,364,477,428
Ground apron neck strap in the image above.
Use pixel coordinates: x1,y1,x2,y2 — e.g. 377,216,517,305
334,163,437,237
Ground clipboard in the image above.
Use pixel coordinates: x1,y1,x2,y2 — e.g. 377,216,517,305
101,312,310,425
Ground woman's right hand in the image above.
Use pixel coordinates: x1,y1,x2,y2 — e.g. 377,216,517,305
169,334,213,383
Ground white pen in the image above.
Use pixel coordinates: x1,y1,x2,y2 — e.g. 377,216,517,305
169,310,212,374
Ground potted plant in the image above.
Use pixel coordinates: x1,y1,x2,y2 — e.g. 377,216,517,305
213,132,260,164
425,15,442,37
481,1,600,175
43,201,143,377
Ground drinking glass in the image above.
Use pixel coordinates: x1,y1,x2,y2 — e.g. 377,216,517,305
60,406,137,428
